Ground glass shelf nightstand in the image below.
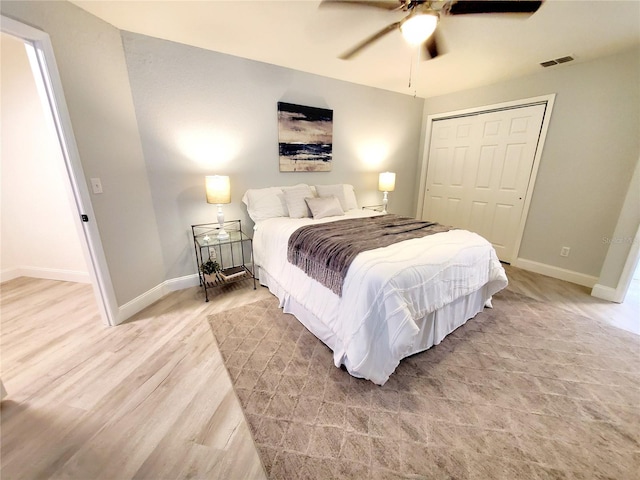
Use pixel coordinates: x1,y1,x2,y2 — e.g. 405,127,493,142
362,204,385,212
191,220,256,302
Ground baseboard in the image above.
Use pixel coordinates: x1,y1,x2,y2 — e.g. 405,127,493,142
165,274,200,292
0,266,90,284
513,258,598,288
116,282,167,325
591,284,622,303
0,268,20,284
115,274,200,325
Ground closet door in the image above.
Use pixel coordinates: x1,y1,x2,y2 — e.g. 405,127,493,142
422,104,546,263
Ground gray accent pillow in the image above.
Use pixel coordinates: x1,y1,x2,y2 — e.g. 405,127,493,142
305,196,345,220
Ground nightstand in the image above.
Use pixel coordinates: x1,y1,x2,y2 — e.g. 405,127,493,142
192,220,256,302
362,205,385,212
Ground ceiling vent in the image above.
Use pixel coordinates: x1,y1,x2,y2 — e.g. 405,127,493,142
540,55,575,68
555,55,575,64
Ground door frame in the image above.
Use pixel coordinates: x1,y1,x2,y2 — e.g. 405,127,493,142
416,94,556,263
2,15,118,326
611,223,640,303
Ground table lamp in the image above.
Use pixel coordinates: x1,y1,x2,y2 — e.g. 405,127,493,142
378,171,396,214
206,175,231,240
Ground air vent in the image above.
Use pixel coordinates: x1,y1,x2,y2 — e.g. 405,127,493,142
540,55,575,68
555,55,574,64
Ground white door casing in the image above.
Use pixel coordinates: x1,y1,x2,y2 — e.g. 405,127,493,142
417,96,555,264
1,15,118,326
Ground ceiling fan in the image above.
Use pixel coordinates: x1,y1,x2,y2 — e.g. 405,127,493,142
320,0,544,60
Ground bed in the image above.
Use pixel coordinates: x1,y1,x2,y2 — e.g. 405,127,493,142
243,183,508,385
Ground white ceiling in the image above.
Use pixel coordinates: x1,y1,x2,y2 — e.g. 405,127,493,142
70,0,640,98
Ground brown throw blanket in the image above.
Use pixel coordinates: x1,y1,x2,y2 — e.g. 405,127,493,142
287,214,451,296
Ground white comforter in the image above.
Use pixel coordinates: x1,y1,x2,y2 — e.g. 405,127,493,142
253,210,508,385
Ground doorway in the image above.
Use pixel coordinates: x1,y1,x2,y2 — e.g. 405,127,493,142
1,16,117,325
1,33,89,282
417,95,555,264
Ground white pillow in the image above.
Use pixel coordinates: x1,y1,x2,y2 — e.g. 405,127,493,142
283,184,314,218
343,184,359,211
305,196,345,220
242,187,287,222
315,184,358,211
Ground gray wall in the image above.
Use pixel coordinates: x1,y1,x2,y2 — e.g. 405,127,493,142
1,1,424,301
421,47,640,283
121,32,425,280
1,1,165,305
7,1,634,299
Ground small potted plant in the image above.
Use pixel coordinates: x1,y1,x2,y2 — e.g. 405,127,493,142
201,258,221,284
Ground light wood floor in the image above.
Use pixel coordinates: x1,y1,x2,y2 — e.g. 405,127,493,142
1,277,272,480
1,267,638,479
503,264,640,335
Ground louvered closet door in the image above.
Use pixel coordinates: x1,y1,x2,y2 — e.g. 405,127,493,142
422,104,546,263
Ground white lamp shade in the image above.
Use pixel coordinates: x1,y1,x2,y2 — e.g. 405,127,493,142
205,175,231,204
400,12,438,45
378,172,396,192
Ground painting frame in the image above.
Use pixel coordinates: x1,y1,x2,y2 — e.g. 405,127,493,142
278,102,333,172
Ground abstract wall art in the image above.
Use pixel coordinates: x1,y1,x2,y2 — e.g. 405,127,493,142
277,102,333,172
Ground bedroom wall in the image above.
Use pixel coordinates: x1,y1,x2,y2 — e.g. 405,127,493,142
1,0,166,306
120,32,425,280
596,155,640,290
0,32,88,283
420,46,640,285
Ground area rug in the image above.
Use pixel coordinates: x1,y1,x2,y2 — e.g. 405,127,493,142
207,289,639,479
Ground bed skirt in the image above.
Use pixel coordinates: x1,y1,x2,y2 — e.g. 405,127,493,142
257,266,491,382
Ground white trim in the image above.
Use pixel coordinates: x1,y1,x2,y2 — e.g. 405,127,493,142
117,283,166,324
2,16,119,326
165,274,200,292
513,258,598,288
592,224,640,303
0,267,91,284
590,284,619,303
416,94,556,264
0,268,21,284
115,274,200,324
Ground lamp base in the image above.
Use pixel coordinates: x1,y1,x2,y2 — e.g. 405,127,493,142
382,191,389,214
216,204,229,240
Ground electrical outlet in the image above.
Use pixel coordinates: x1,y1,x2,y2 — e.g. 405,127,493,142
560,246,570,257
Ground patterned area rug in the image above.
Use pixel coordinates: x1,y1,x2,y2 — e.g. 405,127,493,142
207,289,639,479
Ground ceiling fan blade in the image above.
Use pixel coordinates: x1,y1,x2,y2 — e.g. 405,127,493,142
448,1,543,15
339,21,401,60
423,32,440,59
422,28,447,60
320,0,404,11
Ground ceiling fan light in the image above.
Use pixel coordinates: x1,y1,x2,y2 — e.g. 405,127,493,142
400,12,438,45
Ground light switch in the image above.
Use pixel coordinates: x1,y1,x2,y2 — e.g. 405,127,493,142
90,177,103,194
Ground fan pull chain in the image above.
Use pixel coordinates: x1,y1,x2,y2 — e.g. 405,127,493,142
414,46,419,97
408,46,419,97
